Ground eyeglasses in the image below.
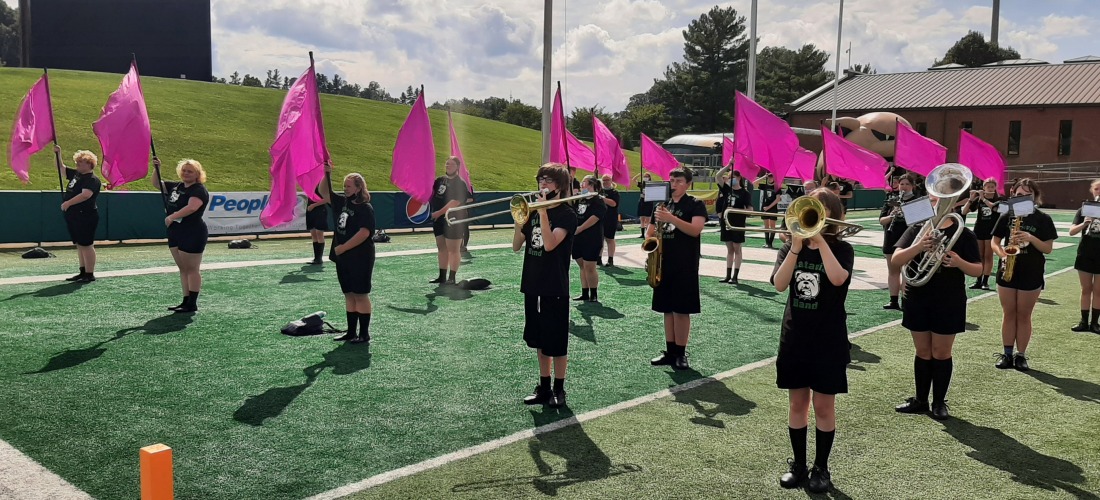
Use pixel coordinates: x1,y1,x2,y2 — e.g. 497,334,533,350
536,176,556,183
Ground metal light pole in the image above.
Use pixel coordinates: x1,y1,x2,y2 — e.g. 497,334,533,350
541,0,553,163
747,0,758,100
991,0,1001,46
830,0,844,132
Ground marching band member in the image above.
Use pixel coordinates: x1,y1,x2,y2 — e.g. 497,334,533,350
305,184,329,265
991,179,1058,371
649,168,708,370
514,164,577,407
572,176,606,302
879,175,915,310
633,172,654,238
716,165,751,284
429,156,469,285
1068,179,1100,333
891,193,982,420
962,178,1002,289
771,189,853,493
54,146,102,283
757,172,780,248
599,174,620,267
318,163,377,344
152,157,210,313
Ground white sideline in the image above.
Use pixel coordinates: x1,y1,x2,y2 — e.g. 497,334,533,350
304,264,1076,500
0,440,92,500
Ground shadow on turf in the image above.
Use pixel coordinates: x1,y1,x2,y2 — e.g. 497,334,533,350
570,302,626,344
387,284,474,315
846,343,881,372
1022,369,1100,404
25,313,194,374
2,281,87,302
942,417,1098,499
450,409,642,495
667,369,757,429
1036,297,1059,305
279,265,324,284
234,343,372,426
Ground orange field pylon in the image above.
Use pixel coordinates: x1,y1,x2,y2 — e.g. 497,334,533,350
140,443,173,500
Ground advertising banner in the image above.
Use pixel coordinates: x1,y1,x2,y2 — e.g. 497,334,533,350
203,191,307,235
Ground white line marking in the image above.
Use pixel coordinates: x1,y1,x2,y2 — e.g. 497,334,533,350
0,440,92,500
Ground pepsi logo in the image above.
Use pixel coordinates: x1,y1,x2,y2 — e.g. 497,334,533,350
406,198,430,224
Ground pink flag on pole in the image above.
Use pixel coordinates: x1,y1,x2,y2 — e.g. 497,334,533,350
721,136,734,167
733,92,798,180
548,87,596,171
260,61,332,229
592,116,631,185
821,126,888,189
391,90,436,204
894,121,947,176
640,133,679,180
9,74,55,184
447,110,472,190
92,61,151,188
959,130,1007,194
786,147,817,182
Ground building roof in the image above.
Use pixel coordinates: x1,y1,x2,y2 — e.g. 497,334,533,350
1065,55,1100,63
791,62,1100,112
981,58,1049,66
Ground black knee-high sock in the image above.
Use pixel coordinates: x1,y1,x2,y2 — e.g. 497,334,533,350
345,311,358,337
725,267,732,280
580,288,590,300
79,266,86,276
1081,309,1090,324
931,358,953,404
553,377,565,393
766,232,774,246
789,426,808,465
815,428,835,470
890,295,899,306
188,291,199,308
982,275,990,286
312,242,324,260
358,312,371,339
437,268,447,281
540,376,551,393
1091,309,1100,326
590,287,598,301
665,341,675,355
447,270,457,281
915,356,933,402
733,268,740,280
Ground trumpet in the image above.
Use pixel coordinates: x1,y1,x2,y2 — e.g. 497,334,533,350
722,197,863,239
446,191,596,226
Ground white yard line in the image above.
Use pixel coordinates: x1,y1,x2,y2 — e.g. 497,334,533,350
0,440,92,500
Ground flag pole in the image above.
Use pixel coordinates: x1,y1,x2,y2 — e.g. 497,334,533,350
591,113,599,179
42,68,65,195
133,53,169,214
308,51,338,233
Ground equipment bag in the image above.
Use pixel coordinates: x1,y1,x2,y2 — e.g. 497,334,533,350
281,311,343,336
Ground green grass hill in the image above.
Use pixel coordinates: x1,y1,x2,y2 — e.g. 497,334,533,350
0,68,641,192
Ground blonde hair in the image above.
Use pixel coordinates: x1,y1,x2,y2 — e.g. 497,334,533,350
176,159,207,183
344,173,371,203
72,150,98,168
1090,178,1100,189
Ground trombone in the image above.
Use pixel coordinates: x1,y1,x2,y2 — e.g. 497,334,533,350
722,197,863,239
447,191,598,226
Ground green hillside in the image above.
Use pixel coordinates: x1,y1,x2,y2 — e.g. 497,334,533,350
0,68,641,192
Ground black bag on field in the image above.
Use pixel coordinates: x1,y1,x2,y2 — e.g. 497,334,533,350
281,311,342,336
228,239,253,249
372,229,391,243
22,247,53,259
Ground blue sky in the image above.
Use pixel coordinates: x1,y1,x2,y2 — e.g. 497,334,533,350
6,0,1097,112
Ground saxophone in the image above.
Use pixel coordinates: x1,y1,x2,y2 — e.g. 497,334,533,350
642,202,665,288
1002,216,1023,282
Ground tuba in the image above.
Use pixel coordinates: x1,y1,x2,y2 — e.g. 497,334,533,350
902,163,974,287
642,203,665,288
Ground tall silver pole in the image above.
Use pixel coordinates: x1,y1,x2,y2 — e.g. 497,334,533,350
991,0,1001,46
830,0,844,132
746,0,757,100
541,0,553,163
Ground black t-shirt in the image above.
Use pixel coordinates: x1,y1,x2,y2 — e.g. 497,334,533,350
837,181,854,208
781,185,805,210
969,195,1002,233
880,196,908,248
601,188,620,224
164,181,210,225
331,193,376,251
521,204,578,296
771,240,855,364
1074,209,1100,259
759,183,778,210
430,175,469,217
719,184,751,227
895,222,980,296
64,168,101,212
992,209,1058,274
575,195,606,243
659,194,709,273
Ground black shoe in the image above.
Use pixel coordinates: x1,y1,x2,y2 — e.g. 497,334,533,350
807,466,832,493
428,277,445,284
931,401,950,420
167,303,185,312
572,295,589,301
173,304,197,314
444,278,456,286
65,273,84,282
350,334,369,344
981,283,991,291
1071,321,1091,332
523,385,552,405
779,459,808,489
1013,353,1029,371
882,303,901,310
672,354,689,371
309,258,323,265
333,332,356,341
894,397,929,414
587,297,600,303
549,389,567,408
606,259,614,267
718,277,731,283
730,277,738,285
969,282,983,290
76,274,95,283
995,353,1014,369
650,351,674,366
1092,324,1100,335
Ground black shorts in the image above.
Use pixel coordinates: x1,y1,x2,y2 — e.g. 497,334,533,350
602,217,618,239
1075,255,1100,275
652,272,700,314
974,227,994,241
167,223,208,254
902,290,966,335
720,221,746,243
995,259,1044,292
524,294,569,356
65,211,99,246
306,206,329,231
433,217,463,239
775,353,848,395
637,201,654,217
761,206,778,221
336,249,375,294
571,233,602,261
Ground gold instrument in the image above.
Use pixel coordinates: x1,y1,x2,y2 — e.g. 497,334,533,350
446,191,596,225
721,197,863,239
642,203,665,288
902,163,974,287
1002,216,1023,282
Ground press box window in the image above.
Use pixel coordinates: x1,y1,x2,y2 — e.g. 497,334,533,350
1007,121,1021,156
1058,120,1072,156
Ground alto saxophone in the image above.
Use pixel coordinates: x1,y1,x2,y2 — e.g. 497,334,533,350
1002,216,1023,282
642,202,665,288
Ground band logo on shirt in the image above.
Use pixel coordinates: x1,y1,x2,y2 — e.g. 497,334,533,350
68,177,77,189
437,183,447,196
792,262,824,310
338,210,350,231
169,190,181,203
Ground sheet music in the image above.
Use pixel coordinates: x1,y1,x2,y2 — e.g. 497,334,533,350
643,182,671,203
1082,202,1100,219
996,202,1009,214
1008,195,1035,217
901,196,935,226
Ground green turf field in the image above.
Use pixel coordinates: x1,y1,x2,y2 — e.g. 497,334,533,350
0,68,639,192
0,211,1096,499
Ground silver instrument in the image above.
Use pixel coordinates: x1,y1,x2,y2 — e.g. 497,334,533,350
902,163,974,287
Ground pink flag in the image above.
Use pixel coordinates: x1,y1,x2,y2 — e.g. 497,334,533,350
786,147,817,182
822,126,888,189
733,92,798,180
592,116,631,185
391,90,436,204
721,136,734,167
548,87,596,171
639,133,679,180
9,74,55,184
260,62,331,229
92,61,151,188
895,121,946,176
959,130,1007,194
447,110,472,191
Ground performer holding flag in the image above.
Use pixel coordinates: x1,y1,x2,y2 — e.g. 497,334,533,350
55,145,102,283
